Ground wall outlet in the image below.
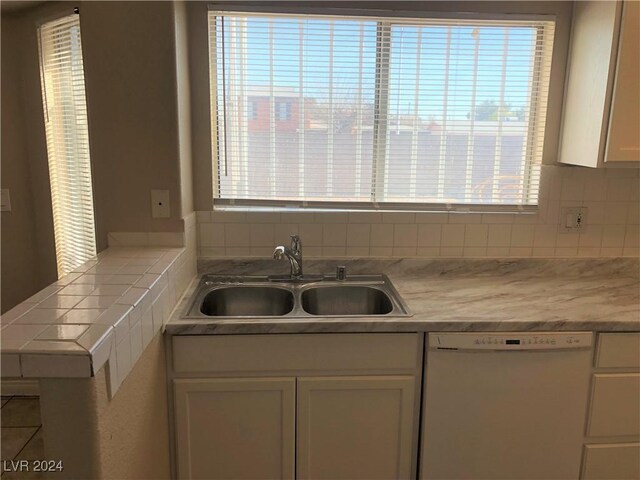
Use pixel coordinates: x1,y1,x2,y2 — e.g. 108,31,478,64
559,206,587,233
1,189,11,212
151,190,170,218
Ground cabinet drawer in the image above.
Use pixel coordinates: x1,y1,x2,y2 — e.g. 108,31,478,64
582,443,640,480
172,333,421,375
588,374,640,437
596,333,640,369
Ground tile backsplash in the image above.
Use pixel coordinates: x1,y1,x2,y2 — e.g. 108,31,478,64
197,166,639,258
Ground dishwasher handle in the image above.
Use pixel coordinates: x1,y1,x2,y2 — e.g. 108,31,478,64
429,332,593,351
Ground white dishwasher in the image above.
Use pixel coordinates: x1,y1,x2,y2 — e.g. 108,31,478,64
420,332,593,480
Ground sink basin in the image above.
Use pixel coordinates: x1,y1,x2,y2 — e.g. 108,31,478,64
184,274,410,319
301,286,393,316
200,286,294,317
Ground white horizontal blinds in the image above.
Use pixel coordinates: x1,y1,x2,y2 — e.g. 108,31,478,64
211,12,378,201
38,14,96,277
210,11,555,206
384,20,554,204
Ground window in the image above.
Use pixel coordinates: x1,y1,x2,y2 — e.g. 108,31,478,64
209,10,555,210
247,100,258,120
38,13,96,277
275,101,292,121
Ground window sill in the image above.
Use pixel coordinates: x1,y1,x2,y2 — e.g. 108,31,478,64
212,200,538,215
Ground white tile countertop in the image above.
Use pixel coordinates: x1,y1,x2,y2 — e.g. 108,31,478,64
1,246,194,395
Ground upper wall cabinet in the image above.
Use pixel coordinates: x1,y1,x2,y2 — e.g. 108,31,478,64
559,1,640,167
606,1,640,162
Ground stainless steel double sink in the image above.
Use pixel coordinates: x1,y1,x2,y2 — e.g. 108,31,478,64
183,274,411,319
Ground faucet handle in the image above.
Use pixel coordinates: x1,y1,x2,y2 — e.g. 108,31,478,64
290,235,302,253
273,245,286,259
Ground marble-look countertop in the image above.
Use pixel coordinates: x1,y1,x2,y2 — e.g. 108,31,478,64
166,258,640,334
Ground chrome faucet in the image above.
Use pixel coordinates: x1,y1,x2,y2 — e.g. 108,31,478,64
273,235,303,279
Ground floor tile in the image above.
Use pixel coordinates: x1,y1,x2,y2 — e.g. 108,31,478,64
2,463,46,480
0,427,38,460
16,427,44,460
0,398,41,427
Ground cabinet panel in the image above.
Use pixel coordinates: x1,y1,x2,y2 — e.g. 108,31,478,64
596,333,640,369
297,376,416,480
174,378,295,479
582,443,640,479
559,1,620,167
605,0,640,162
173,333,420,375
588,373,640,437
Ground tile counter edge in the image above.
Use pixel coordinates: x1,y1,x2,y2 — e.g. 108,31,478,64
1,246,196,396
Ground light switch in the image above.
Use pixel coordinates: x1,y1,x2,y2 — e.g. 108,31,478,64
151,190,170,218
1,189,11,212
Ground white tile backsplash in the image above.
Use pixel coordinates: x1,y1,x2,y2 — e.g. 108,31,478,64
196,166,640,258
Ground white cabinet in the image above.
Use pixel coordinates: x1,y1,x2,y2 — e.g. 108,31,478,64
173,378,295,479
170,334,422,479
559,1,639,167
605,0,640,162
582,333,640,480
588,373,640,437
582,443,640,480
297,376,415,480
596,332,640,368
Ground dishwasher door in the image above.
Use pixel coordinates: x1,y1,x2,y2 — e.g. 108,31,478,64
420,332,593,480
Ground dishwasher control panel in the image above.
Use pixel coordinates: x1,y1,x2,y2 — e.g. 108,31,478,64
429,332,593,350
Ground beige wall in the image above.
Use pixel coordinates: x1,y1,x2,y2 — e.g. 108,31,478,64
1,11,58,313
188,1,573,210
80,1,186,243
174,0,195,218
40,333,171,480
1,1,196,311
186,0,213,211
1,14,39,311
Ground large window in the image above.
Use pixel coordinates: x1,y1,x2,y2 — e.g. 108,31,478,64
209,10,555,210
38,13,96,277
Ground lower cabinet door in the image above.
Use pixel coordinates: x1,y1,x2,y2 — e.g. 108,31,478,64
582,443,640,479
174,377,295,480
297,376,416,480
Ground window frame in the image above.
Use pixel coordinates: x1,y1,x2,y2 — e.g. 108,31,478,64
208,5,556,214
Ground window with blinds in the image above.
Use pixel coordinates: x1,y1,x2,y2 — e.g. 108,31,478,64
209,10,555,211
38,13,96,277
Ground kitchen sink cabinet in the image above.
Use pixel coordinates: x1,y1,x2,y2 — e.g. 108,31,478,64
169,333,423,480
297,376,415,479
174,378,295,479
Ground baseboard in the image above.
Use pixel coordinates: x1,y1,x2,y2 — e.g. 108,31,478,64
1,379,39,396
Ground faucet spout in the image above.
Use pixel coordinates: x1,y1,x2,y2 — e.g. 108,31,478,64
272,235,303,279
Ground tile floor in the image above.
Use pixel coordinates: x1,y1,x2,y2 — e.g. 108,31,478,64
1,397,45,479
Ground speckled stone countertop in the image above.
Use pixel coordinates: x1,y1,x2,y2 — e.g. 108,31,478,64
166,257,640,334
